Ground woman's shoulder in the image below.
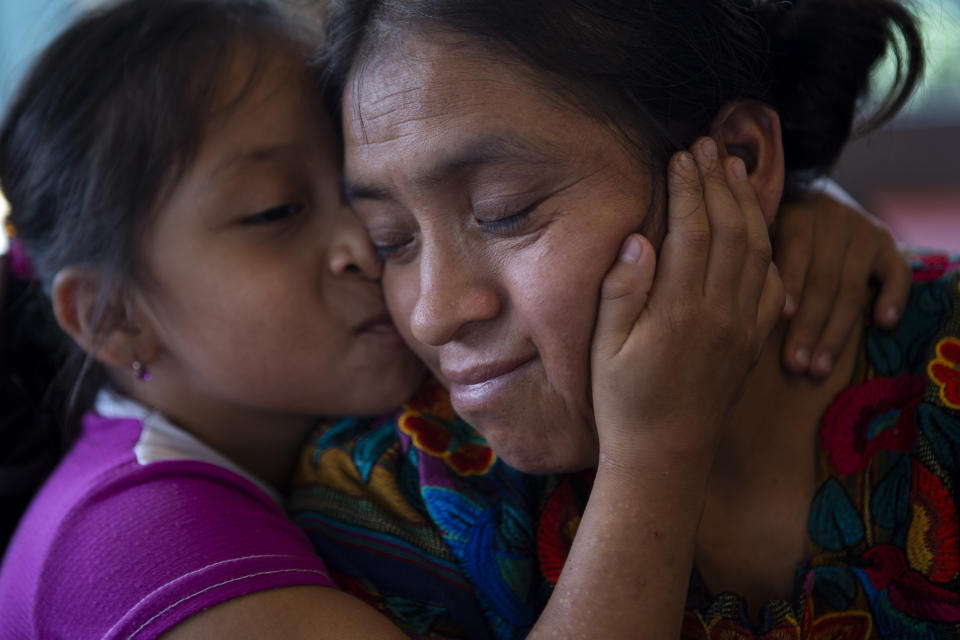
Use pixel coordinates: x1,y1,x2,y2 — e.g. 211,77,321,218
797,252,960,638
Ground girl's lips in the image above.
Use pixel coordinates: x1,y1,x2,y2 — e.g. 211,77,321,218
445,357,536,411
356,313,401,335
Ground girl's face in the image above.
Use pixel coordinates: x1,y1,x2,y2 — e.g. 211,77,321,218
137,48,424,422
343,35,657,473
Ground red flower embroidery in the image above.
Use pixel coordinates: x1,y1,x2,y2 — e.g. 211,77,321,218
679,607,871,640
404,378,456,422
397,381,496,477
928,337,960,410
864,544,960,622
820,374,925,475
537,477,580,585
909,253,960,283
445,443,495,476
400,414,453,454
906,462,959,583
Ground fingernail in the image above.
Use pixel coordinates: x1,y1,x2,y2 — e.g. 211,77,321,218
794,345,810,368
815,352,833,374
701,138,717,160
884,305,900,325
783,293,797,316
620,235,643,264
677,151,695,170
731,157,747,180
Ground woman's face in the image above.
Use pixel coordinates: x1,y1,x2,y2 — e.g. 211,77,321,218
343,34,658,473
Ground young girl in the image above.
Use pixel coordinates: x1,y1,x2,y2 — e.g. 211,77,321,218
0,0,916,638
0,1,426,637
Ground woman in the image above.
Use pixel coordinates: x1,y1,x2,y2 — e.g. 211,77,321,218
289,0,959,638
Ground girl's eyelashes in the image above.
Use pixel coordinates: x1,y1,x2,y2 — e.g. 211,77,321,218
240,203,305,226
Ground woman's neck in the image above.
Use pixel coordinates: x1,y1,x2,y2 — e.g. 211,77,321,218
714,317,864,482
695,314,865,614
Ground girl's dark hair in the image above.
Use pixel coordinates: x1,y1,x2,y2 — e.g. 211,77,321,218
0,0,319,552
320,0,923,196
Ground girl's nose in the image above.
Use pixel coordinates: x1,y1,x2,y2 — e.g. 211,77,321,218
327,206,382,281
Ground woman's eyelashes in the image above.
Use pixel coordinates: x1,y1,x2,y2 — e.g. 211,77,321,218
372,233,414,261
476,204,536,234
367,195,545,261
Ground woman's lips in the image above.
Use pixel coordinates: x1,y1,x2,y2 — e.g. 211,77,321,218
444,357,536,411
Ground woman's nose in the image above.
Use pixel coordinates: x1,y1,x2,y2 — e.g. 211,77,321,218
409,244,501,347
327,208,382,281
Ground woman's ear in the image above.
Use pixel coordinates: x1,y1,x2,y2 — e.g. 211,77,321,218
710,101,785,226
52,268,158,370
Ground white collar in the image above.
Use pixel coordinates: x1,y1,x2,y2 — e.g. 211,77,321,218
95,389,284,506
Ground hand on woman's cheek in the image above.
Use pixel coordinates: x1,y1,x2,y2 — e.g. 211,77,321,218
591,140,784,466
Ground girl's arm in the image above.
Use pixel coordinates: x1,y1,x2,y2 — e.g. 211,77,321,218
168,140,776,640
528,138,784,639
776,182,910,377
162,587,410,639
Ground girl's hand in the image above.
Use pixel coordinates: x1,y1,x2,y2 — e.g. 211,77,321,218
590,138,784,464
776,188,909,378
540,139,782,639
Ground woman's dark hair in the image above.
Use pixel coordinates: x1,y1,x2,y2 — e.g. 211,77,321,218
320,0,923,197
0,0,320,552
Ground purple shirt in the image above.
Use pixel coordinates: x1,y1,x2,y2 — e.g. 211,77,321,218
0,395,335,639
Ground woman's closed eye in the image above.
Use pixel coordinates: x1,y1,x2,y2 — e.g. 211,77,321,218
371,231,415,261
474,197,545,236
241,203,305,226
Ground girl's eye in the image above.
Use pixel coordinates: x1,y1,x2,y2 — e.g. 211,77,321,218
242,203,304,225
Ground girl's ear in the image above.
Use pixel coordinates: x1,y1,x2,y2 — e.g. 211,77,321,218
52,268,158,370
710,101,785,226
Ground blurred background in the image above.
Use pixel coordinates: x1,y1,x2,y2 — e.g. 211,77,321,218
1,0,958,254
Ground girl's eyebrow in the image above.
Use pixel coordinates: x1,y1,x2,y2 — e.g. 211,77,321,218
206,142,304,182
343,132,557,203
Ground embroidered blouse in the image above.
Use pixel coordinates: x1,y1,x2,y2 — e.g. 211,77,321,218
289,255,960,640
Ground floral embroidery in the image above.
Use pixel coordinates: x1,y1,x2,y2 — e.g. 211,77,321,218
908,253,960,283
290,261,960,640
680,608,872,640
928,337,960,409
398,380,496,476
859,545,960,623
537,476,582,584
820,374,925,475
905,462,959,583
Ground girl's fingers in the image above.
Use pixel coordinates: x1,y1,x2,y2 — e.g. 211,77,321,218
696,139,749,299
593,234,657,361
657,150,710,295
807,235,909,376
806,241,874,377
781,222,850,374
871,243,911,328
757,262,786,343
722,154,773,316
772,200,815,318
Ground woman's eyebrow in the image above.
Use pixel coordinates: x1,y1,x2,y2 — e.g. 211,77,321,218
344,133,557,202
